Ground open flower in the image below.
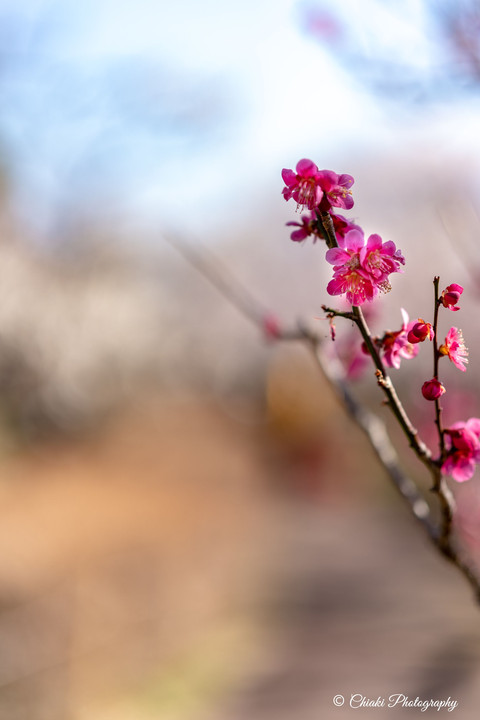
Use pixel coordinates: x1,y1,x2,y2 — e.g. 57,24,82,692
421,378,446,401
360,234,405,288
317,170,354,211
439,327,469,371
380,309,419,369
441,283,463,311
325,229,376,306
442,418,480,482
281,159,323,211
326,229,405,307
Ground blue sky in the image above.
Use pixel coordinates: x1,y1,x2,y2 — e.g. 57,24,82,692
0,0,478,243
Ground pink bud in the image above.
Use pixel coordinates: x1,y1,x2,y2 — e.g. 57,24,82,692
407,319,434,343
421,378,446,401
441,283,463,311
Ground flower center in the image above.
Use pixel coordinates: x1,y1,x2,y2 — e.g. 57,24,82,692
295,179,318,210
347,254,360,270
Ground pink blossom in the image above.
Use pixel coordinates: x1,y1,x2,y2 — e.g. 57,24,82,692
326,229,377,306
287,210,361,244
281,159,323,211
441,283,463,311
442,418,480,482
326,229,405,307
407,319,434,344
360,234,405,289
439,327,469,371
421,378,446,401
317,170,354,211
286,213,317,242
380,309,420,369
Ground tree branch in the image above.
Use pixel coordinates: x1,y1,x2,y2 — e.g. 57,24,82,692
166,233,480,603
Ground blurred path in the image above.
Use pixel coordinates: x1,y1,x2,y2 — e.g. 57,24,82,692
212,504,480,720
0,397,479,719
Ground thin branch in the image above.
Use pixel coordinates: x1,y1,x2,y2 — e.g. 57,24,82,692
432,276,446,461
326,303,433,470
316,210,338,249
320,217,433,469
308,333,434,534
164,233,266,325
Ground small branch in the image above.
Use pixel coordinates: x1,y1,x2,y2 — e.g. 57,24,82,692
429,277,457,560
316,210,338,249
326,302,431,468
310,335,434,534
352,305,432,470
321,305,356,322
432,276,446,462
310,329,480,602
432,469,454,547
164,233,266,326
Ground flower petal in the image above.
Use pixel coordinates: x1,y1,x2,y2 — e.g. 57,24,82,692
296,158,318,177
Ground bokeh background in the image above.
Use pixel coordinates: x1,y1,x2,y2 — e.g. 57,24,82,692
2,1,480,718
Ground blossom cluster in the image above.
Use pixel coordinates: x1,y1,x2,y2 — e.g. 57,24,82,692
282,158,404,306
281,158,479,484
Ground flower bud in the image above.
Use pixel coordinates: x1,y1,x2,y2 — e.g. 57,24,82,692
441,283,463,311
421,378,446,401
407,319,434,343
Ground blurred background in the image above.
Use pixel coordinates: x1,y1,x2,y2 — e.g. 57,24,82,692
2,0,480,718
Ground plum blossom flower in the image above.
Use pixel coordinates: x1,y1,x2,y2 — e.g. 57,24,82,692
441,283,463,311
325,229,376,306
439,327,469,371
281,159,323,211
421,378,446,401
326,229,405,306
360,234,405,289
282,161,355,213
442,418,480,482
286,213,318,242
407,319,434,344
380,308,419,369
317,170,354,211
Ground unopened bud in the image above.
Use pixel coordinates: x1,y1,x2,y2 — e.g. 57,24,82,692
421,378,446,401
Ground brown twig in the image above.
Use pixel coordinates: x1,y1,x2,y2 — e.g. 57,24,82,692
323,303,432,470
432,276,446,462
